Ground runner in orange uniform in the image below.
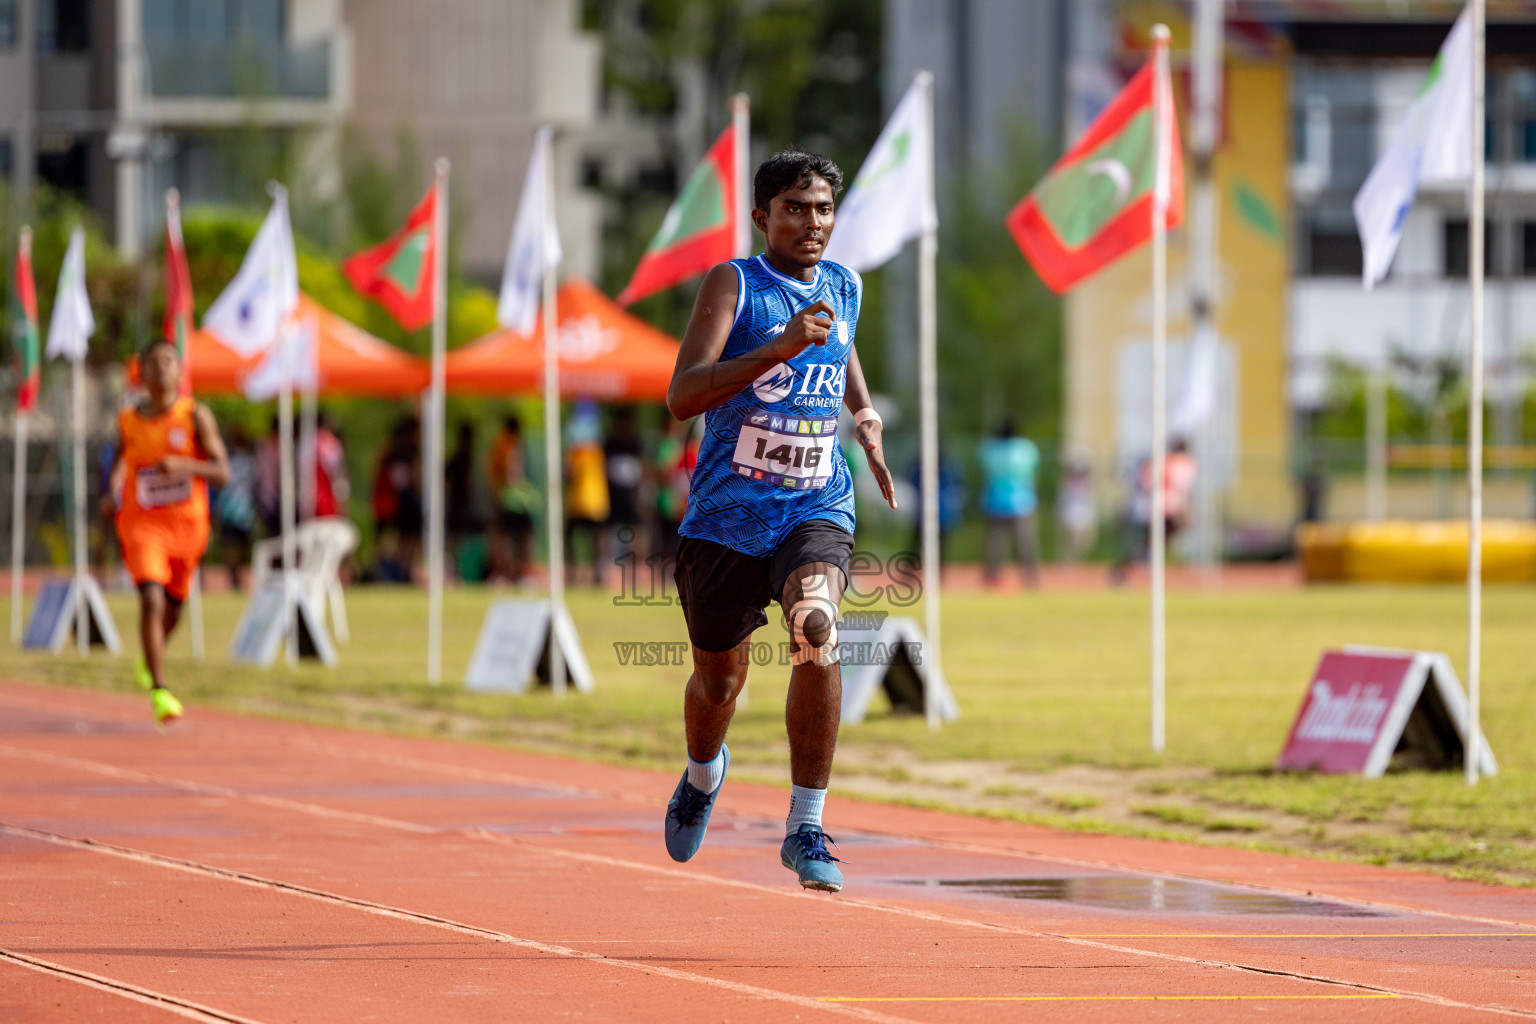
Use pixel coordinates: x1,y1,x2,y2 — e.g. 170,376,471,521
110,340,230,725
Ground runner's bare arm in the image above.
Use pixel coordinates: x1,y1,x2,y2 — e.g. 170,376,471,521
844,346,896,509
156,403,230,486
667,264,836,420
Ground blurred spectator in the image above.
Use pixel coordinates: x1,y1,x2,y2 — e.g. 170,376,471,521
216,425,258,591
1057,458,1098,563
907,449,966,561
565,400,609,585
445,421,486,580
605,405,645,561
311,412,351,519
488,414,536,583
652,414,694,559
1112,438,1197,583
979,418,1041,587
1299,454,1327,523
372,415,422,583
256,414,281,537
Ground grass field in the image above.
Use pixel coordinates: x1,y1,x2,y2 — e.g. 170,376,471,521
6,580,1536,885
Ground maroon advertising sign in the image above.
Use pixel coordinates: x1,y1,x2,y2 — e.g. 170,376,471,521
1276,647,1497,777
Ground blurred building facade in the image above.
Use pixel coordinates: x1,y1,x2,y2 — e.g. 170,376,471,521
1,0,602,278
1056,1,1536,540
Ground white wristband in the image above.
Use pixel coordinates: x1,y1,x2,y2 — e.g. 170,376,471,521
853,407,882,429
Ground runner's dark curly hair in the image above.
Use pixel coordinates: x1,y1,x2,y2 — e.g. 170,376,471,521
753,147,843,213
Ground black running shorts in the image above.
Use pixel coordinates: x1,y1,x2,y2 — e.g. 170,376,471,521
675,520,854,653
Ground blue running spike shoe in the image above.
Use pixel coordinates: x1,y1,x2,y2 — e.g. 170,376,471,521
664,744,729,862
780,825,844,892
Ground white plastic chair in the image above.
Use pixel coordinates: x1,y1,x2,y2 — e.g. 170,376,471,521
249,516,360,644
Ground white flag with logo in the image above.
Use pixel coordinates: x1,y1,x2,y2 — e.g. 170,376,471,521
823,74,937,272
241,321,317,402
498,126,563,335
1353,6,1473,289
203,189,300,355
45,227,94,362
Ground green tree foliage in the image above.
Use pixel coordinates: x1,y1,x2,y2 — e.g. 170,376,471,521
938,128,1062,446
584,0,882,337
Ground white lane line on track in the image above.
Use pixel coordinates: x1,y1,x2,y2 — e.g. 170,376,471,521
0,948,269,1024
3,746,1529,1021
7,690,1534,933
0,824,918,1024
237,724,1536,934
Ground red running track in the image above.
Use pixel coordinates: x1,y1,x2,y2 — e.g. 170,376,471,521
1,680,1532,1023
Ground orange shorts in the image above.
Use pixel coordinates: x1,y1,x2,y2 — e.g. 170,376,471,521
117,519,208,602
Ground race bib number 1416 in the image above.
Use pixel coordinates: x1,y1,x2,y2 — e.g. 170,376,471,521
731,411,839,490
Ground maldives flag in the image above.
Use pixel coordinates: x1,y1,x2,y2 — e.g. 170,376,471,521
1006,48,1183,294
164,189,195,395
343,184,438,330
13,228,40,413
617,123,740,306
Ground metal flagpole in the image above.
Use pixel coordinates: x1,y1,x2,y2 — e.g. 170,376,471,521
1366,368,1388,520
1466,0,1486,786
188,572,204,660
1150,24,1171,754
731,92,751,710
427,159,450,685
72,357,88,655
541,143,566,697
11,411,26,644
1190,0,1223,585
12,227,32,646
279,331,297,664
732,94,752,261
915,70,943,731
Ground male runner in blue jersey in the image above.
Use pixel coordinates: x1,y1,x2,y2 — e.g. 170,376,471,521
663,148,896,892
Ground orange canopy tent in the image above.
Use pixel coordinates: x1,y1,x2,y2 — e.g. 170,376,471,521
443,277,679,400
190,294,430,397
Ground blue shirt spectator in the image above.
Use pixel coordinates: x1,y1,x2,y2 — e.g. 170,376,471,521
979,434,1040,518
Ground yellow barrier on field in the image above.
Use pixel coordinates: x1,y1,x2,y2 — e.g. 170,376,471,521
1296,520,1536,583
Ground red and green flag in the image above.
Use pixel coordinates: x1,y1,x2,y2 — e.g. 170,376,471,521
617,123,741,306
342,184,439,331
164,189,195,396
13,228,40,413
1006,48,1183,294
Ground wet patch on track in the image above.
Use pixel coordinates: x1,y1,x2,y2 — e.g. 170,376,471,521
898,875,1389,916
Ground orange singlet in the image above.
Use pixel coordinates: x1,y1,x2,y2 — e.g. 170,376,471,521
116,396,210,601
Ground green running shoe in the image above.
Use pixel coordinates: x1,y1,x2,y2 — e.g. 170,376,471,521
151,687,183,727
133,658,154,692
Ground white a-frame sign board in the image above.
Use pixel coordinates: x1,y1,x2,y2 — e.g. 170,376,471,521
23,576,121,654
839,615,959,725
1276,645,1497,778
229,577,337,668
465,598,593,694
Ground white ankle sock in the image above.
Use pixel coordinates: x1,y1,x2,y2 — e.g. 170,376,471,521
686,749,726,792
786,785,826,835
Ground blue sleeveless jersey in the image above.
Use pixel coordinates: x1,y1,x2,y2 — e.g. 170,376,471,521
678,255,861,557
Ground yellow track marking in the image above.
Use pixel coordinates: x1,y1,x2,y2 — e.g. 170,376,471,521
822,994,1403,1003
1065,932,1533,939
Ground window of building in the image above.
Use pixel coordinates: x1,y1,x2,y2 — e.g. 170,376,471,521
0,140,12,179
143,0,284,45
40,0,90,52
0,0,17,48
37,136,88,198
1298,207,1363,277
1442,219,1509,277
